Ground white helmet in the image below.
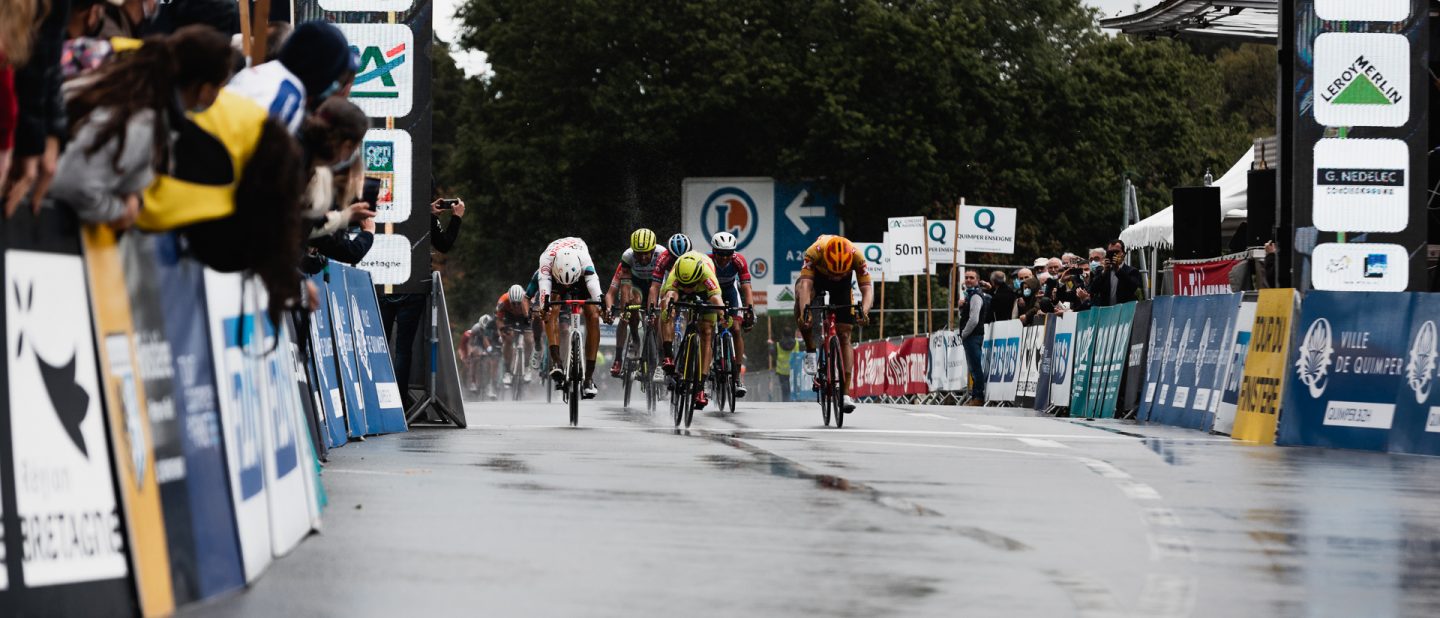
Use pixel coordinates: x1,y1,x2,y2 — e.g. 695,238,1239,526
552,249,585,286
508,284,526,302
711,231,738,251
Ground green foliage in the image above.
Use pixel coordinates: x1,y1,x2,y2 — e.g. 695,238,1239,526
435,0,1263,318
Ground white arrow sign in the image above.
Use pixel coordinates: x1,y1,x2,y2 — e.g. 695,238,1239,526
784,190,825,235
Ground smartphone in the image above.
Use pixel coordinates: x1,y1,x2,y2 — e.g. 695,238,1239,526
439,198,459,209
362,177,382,210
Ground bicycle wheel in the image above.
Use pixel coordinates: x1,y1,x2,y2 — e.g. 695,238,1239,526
568,332,581,426
818,351,832,427
721,332,737,414
512,347,524,401
542,352,553,404
671,339,686,428
621,326,636,409
828,335,846,428
683,335,701,429
644,326,659,413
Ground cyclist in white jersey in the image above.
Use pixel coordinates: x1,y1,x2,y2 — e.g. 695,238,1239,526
538,237,610,398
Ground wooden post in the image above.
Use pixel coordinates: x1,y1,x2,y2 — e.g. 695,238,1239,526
951,198,963,329
238,0,252,61
253,0,272,66
911,275,919,337
879,281,886,340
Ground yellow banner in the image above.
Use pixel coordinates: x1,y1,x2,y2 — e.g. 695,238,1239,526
1232,288,1298,444
83,227,175,617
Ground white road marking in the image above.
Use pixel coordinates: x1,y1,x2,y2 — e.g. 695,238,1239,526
1015,437,1068,449
907,412,954,420
961,423,1008,432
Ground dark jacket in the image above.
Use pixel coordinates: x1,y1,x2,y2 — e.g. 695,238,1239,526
13,0,69,156
1086,264,1144,307
990,284,1017,321
432,212,462,253
311,227,375,266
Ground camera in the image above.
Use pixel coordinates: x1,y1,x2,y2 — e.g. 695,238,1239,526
438,198,459,209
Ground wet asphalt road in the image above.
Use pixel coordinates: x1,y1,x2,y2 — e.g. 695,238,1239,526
188,396,1440,618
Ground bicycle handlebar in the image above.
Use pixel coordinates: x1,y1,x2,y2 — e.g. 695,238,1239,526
545,300,605,308
671,301,730,312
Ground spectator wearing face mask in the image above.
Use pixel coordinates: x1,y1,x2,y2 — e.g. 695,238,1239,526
1055,253,1089,310
1085,240,1144,307
50,25,235,229
1012,267,1037,318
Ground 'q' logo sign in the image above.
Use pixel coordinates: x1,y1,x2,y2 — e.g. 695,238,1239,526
973,209,997,233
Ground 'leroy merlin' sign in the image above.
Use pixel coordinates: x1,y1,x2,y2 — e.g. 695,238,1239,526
1314,33,1410,128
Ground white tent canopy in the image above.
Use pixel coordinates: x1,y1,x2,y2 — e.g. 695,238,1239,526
1119,146,1254,250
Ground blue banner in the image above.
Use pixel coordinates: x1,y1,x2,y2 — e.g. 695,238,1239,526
1139,296,1174,422
150,235,246,601
1390,293,1440,456
325,269,368,438
1034,319,1057,411
1278,292,1414,452
1069,310,1097,415
306,274,349,449
790,352,816,402
1147,295,1240,430
343,266,408,434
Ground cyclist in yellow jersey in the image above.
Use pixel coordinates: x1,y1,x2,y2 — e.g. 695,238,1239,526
658,251,726,410
795,234,874,413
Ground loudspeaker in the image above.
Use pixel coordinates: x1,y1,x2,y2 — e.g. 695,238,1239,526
1172,186,1221,259
1246,169,1277,248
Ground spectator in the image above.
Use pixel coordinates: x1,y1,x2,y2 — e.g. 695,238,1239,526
297,95,370,240
1055,254,1089,310
0,0,38,186
771,329,800,402
1016,275,1042,324
956,269,989,405
95,0,152,39
988,270,1016,321
50,25,234,229
227,20,353,134
1086,240,1144,307
1012,267,1037,317
1088,247,1105,273
5,0,70,218
382,193,466,408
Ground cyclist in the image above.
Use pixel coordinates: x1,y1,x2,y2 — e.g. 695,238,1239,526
468,315,500,399
606,228,668,377
659,251,727,410
708,231,756,397
795,234,873,414
647,233,692,304
495,284,534,386
537,237,610,399
523,268,546,374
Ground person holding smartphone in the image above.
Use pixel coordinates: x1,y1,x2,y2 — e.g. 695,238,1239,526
1084,240,1143,307
430,196,465,252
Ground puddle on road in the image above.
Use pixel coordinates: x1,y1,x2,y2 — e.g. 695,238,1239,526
476,455,531,473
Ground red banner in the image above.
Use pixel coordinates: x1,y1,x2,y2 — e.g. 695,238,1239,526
851,340,894,398
1173,257,1243,296
886,336,931,396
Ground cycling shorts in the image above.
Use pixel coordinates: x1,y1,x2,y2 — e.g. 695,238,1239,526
798,277,856,325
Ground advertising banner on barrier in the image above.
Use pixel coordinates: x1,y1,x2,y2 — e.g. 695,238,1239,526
149,234,246,601
83,226,176,616
1390,293,1440,456
262,319,320,558
203,270,273,582
1016,325,1044,402
1140,296,1174,422
1035,319,1057,410
1084,305,1118,417
307,273,349,449
1173,256,1244,296
1097,303,1137,419
2,208,135,613
1121,301,1153,415
790,352,817,402
343,267,408,434
327,271,369,437
1214,298,1258,436
986,320,1022,403
852,340,893,398
1069,310,1098,415
1233,289,1299,444
1048,312,1077,409
1278,292,1412,452
1148,294,1241,430
126,235,246,604
889,336,930,397
926,330,969,393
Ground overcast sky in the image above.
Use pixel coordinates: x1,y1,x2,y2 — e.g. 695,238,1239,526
435,1,1150,79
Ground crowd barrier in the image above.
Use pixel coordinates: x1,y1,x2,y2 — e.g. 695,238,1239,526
838,285,1440,456
1,208,408,615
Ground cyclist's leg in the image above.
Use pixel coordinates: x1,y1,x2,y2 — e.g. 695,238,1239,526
583,305,601,381
794,278,818,353
721,284,747,393
696,308,716,407
544,302,563,380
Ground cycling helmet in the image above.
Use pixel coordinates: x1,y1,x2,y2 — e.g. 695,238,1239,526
667,233,691,257
630,228,657,254
477,314,494,329
552,249,585,286
710,231,737,252
673,252,707,286
508,284,526,303
821,236,855,274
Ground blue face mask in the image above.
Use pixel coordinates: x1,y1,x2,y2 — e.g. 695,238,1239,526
1090,260,1102,270
1012,279,1021,290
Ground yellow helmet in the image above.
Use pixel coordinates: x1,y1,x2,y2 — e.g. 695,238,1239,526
674,252,707,285
822,236,855,273
630,228,657,253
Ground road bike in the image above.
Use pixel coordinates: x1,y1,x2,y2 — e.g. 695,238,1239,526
668,301,727,429
708,305,751,415
547,299,602,426
616,304,660,413
503,324,532,401
806,298,858,428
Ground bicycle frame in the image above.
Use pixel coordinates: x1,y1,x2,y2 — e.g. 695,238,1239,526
807,299,858,428
546,299,602,426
